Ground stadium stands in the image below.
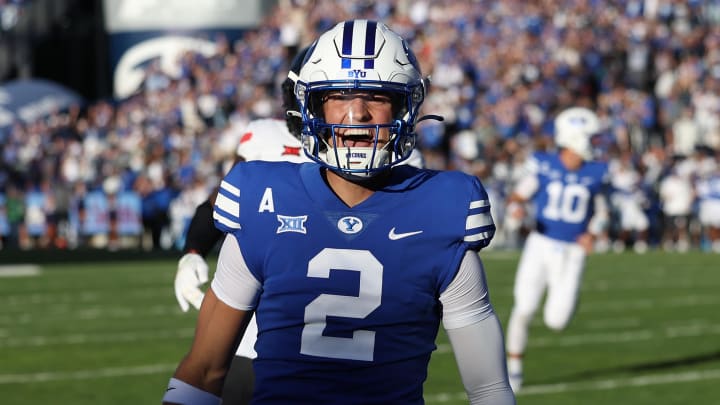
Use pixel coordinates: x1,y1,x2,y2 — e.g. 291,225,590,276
1,0,719,252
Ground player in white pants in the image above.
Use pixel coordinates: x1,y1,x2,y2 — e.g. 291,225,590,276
608,151,650,253
504,107,610,393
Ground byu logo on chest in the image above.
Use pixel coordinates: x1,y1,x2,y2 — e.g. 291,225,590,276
338,216,363,234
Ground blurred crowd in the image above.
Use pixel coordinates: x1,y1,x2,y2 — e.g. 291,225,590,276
1,0,720,253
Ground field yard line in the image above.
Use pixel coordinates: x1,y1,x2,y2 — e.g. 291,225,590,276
3,291,718,324
0,328,195,348
0,363,177,384
583,278,720,292
435,323,720,353
425,368,720,402
3,365,720,397
578,295,720,313
0,265,41,277
2,322,718,349
519,368,720,395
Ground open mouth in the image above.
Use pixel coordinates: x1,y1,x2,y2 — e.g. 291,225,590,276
337,128,375,147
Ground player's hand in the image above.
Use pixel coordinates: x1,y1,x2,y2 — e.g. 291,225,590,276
504,201,525,231
175,253,209,312
576,233,595,254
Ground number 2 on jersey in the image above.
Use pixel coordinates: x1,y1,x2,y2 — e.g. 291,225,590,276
300,248,383,361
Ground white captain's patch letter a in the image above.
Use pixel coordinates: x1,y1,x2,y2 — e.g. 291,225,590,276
259,187,275,213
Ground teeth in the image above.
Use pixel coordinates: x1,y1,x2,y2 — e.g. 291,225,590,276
343,129,372,136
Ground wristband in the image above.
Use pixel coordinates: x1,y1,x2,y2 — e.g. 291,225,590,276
163,378,220,405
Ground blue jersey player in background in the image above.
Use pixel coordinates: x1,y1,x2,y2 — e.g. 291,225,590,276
163,20,515,405
504,106,611,393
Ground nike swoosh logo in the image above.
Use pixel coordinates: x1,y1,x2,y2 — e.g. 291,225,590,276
388,227,423,240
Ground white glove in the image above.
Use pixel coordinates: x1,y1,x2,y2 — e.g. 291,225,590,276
174,253,210,312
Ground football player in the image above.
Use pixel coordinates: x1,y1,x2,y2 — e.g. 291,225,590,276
504,106,610,393
696,163,720,252
173,42,427,404
164,20,514,405
608,150,650,253
173,48,312,405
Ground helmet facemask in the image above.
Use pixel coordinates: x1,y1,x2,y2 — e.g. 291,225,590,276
301,85,420,177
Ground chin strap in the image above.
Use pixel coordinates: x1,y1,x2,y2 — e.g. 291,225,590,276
417,114,444,123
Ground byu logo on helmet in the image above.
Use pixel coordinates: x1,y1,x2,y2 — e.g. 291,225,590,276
348,69,367,78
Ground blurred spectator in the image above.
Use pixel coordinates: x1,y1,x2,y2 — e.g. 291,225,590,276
695,161,720,252
609,150,650,253
658,160,695,252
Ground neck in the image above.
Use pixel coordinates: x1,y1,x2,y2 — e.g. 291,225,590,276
559,150,583,171
324,169,377,208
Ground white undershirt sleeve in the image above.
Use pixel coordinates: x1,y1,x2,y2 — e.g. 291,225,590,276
513,173,539,201
587,192,610,235
440,251,493,329
210,234,261,311
440,251,515,405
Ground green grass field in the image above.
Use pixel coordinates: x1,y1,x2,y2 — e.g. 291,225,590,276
1,250,718,404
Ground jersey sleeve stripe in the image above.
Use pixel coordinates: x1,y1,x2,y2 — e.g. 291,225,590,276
213,211,241,230
220,180,240,196
215,193,239,218
464,231,493,243
464,195,495,247
466,213,493,230
469,199,490,209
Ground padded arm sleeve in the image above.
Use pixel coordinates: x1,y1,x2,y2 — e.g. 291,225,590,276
440,251,515,404
447,318,515,404
183,200,224,257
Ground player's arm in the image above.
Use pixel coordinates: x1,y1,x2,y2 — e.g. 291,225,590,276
175,155,246,311
163,289,248,405
580,182,611,254
440,251,516,404
164,235,260,405
505,168,539,226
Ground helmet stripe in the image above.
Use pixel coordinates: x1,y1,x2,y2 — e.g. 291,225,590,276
364,21,376,69
341,20,354,69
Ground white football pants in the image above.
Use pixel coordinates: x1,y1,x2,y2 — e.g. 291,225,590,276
506,231,586,355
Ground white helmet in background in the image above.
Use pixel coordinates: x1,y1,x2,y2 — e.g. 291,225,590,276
554,106,600,161
295,20,426,178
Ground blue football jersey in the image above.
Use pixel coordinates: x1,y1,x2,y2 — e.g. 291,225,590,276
697,173,720,201
214,161,495,404
528,152,609,242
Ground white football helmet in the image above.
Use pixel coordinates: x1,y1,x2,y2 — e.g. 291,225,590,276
554,106,600,161
295,20,426,178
